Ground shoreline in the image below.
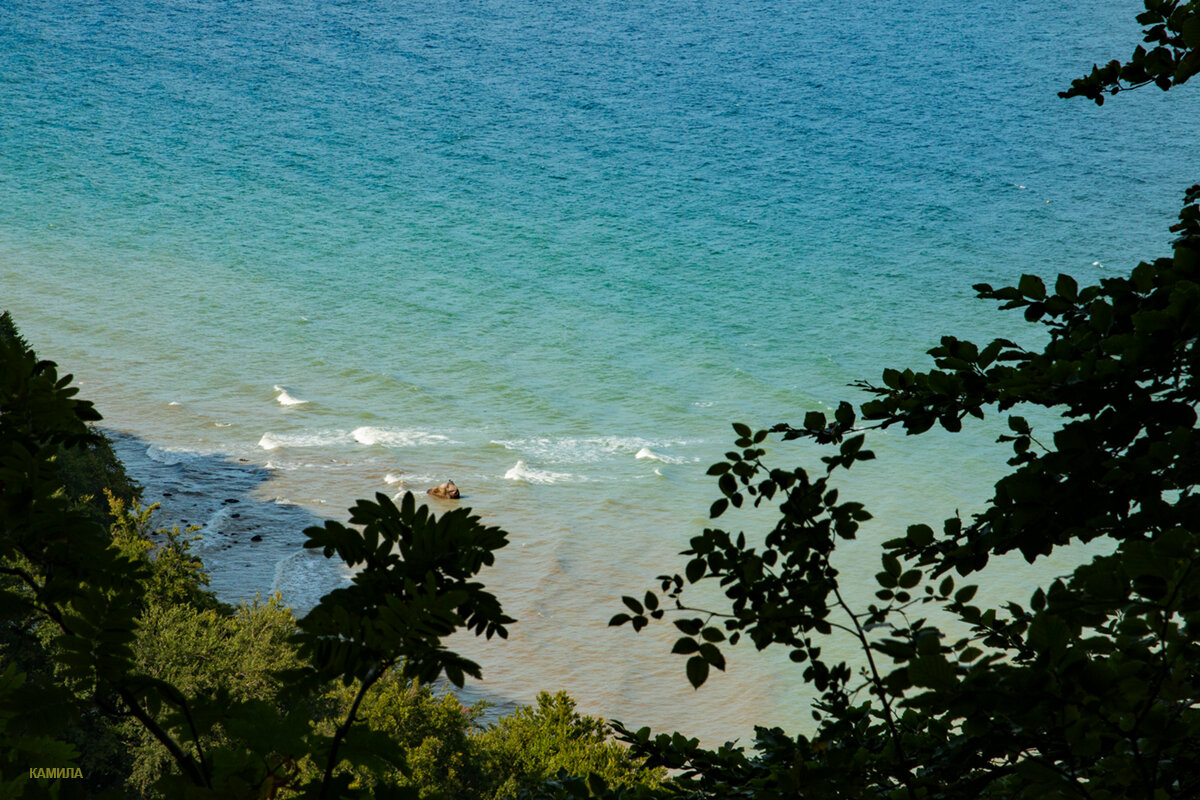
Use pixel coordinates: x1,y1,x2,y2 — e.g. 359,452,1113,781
105,428,343,615
104,426,522,722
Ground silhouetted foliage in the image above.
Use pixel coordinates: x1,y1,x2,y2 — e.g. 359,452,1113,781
0,314,660,799
0,311,140,523
1062,0,1200,103
9,3,1197,797
606,3,1200,798
0,311,514,798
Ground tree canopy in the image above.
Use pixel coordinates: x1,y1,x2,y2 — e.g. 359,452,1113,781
4,2,1200,798
0,313,661,798
603,3,1200,798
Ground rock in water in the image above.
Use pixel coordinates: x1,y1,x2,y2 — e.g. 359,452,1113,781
427,480,461,499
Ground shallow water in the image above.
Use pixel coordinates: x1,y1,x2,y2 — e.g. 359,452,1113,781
3,0,1197,744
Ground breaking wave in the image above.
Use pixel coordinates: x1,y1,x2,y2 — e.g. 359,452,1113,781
273,385,309,406
257,430,347,450
503,460,578,485
635,446,688,464
351,427,450,447
491,436,690,464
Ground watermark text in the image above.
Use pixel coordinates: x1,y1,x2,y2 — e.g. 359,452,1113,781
29,767,83,780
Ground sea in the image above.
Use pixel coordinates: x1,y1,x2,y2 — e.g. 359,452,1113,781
2,0,1197,745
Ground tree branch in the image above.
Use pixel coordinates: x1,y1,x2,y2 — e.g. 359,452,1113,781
319,660,393,800
831,581,917,799
115,688,210,788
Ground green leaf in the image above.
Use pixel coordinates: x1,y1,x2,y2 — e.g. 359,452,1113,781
1184,15,1200,48
1027,615,1071,657
1018,274,1047,300
908,655,956,690
906,524,934,547
699,643,726,671
1055,273,1079,300
959,646,983,663
841,435,865,456
835,401,855,427
1008,416,1030,434
1031,587,1046,612
672,637,700,655
686,656,710,688
445,663,465,687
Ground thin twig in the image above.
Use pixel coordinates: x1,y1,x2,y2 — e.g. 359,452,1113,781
116,688,210,787
831,581,917,799
319,660,393,800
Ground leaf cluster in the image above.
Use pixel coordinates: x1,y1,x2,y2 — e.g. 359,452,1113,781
1062,0,1200,102
0,316,518,799
605,15,1200,795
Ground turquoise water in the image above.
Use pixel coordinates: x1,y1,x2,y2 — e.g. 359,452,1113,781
3,0,1198,742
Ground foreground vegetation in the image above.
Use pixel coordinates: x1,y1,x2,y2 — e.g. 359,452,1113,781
601,3,1200,798
4,2,1200,798
0,311,661,799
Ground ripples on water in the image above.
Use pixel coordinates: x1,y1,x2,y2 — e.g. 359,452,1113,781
2,0,1197,743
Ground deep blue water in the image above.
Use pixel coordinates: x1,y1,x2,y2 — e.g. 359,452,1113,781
2,0,1197,741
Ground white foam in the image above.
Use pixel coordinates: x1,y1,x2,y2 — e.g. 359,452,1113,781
635,446,687,464
257,430,347,450
271,549,350,615
491,436,690,464
273,385,309,406
385,473,440,488
504,460,577,485
351,426,450,447
199,505,231,536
